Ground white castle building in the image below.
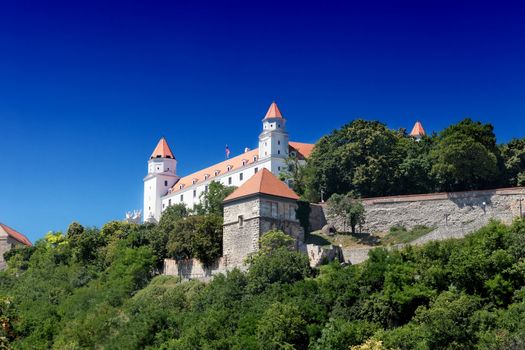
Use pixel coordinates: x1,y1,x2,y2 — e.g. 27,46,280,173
144,102,315,223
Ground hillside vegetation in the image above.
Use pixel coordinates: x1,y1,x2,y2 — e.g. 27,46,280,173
2,218,525,349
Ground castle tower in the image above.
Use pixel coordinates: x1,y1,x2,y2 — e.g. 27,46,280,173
258,102,289,173
409,120,426,141
143,137,179,223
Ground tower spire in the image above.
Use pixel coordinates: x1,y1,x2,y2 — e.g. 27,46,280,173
409,120,426,138
150,137,175,159
263,101,284,120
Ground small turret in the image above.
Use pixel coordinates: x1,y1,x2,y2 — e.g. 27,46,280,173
143,137,180,222
409,120,426,141
258,101,289,161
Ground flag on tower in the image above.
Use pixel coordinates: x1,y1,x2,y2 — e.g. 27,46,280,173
225,145,231,158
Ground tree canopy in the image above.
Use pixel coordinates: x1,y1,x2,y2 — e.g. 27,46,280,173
301,118,521,201
2,218,525,349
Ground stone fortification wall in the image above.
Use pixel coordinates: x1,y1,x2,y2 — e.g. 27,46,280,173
223,197,262,267
317,187,525,234
163,257,229,281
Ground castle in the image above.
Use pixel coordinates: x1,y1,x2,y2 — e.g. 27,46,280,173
143,102,315,223
145,102,431,276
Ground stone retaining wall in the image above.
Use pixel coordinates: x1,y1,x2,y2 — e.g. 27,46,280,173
163,257,229,281
317,187,525,234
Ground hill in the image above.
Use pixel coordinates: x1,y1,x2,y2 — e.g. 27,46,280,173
2,218,525,349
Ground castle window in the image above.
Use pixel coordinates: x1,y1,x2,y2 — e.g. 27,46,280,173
238,215,244,227
278,124,281,128
164,180,168,186
193,189,196,198
278,166,281,171
278,150,281,154
205,185,209,192
278,140,280,145
228,177,232,185
265,151,267,156
254,167,258,173
239,173,243,181
169,199,171,206
180,194,183,201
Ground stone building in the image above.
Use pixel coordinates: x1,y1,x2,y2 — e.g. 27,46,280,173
222,168,304,267
0,223,32,270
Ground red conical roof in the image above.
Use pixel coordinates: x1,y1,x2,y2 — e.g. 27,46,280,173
410,121,426,137
224,168,299,202
150,137,175,159
263,101,284,120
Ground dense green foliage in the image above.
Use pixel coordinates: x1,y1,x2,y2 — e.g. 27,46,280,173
153,182,234,266
3,219,525,349
193,181,236,216
302,118,524,201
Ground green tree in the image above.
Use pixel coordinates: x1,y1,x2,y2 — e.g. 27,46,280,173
194,181,235,216
247,231,310,293
394,134,435,194
166,215,223,266
501,137,525,186
430,118,501,191
304,120,402,200
279,154,308,196
326,193,365,234
256,302,307,350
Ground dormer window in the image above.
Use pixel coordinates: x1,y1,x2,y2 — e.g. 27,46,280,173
179,184,183,190
253,156,257,162
290,151,297,157
214,170,220,176
192,178,197,185
227,165,232,172
242,160,247,166
204,174,210,180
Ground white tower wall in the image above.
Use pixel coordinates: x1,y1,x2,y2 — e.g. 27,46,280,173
144,155,179,222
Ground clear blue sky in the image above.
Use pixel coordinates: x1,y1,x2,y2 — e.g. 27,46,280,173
1,0,524,243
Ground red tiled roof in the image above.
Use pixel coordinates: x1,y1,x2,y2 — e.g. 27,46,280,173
168,141,314,195
150,137,175,159
224,168,299,202
0,223,32,246
263,101,284,120
410,121,426,137
289,141,314,159
170,148,259,194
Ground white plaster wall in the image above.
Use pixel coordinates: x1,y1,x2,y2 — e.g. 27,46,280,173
161,158,277,210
